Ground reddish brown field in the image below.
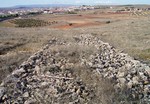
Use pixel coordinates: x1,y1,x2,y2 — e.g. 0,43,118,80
32,12,131,30
1,9,150,85
53,22,106,29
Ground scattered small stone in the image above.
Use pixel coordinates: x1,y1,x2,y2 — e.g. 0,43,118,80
0,34,149,103
23,92,29,98
0,87,5,99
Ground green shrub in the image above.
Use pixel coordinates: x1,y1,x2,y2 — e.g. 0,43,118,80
10,19,51,27
67,11,77,14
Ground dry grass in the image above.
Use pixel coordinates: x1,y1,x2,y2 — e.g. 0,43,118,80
48,42,144,103
74,65,116,104
0,10,150,103
10,19,52,27
0,21,15,27
47,41,117,103
0,52,30,83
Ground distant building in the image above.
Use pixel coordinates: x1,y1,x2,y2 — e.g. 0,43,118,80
0,12,4,15
43,10,53,14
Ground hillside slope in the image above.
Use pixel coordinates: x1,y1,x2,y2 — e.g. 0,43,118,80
0,34,149,104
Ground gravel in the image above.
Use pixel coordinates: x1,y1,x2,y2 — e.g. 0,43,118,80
0,34,149,103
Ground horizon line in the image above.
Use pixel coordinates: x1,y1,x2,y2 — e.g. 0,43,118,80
0,3,150,8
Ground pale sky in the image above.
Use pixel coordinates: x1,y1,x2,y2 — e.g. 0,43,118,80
0,0,150,7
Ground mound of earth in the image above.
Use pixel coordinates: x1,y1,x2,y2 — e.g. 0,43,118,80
0,34,149,104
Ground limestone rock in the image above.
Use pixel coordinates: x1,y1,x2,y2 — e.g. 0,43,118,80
23,92,29,98
0,87,5,99
0,34,150,103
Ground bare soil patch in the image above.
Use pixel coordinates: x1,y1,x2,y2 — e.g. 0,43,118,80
0,9,150,103
31,12,130,29
53,22,106,29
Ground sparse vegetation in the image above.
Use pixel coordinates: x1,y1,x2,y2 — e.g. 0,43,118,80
0,14,19,19
0,8,150,103
67,11,77,14
69,23,73,26
106,21,111,24
10,19,51,27
138,52,150,60
0,52,30,83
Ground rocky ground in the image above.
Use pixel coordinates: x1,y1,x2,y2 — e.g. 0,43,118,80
0,34,149,104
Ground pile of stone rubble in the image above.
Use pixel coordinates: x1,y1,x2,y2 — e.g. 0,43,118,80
0,34,149,103
78,35,150,101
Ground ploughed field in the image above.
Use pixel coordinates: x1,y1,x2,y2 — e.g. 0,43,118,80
0,9,150,103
